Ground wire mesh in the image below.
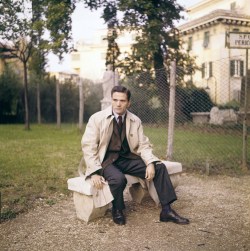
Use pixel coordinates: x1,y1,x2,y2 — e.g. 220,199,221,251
120,57,249,173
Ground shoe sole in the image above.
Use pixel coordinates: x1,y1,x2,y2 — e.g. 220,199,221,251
160,218,190,225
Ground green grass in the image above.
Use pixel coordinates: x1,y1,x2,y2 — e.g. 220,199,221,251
0,124,83,219
144,125,245,172
0,123,247,220
174,129,242,170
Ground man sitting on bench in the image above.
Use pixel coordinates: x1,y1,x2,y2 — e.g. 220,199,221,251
81,86,189,225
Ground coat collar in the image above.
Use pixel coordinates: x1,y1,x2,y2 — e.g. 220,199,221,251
103,106,136,122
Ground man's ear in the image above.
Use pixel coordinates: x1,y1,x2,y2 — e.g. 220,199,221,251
127,101,131,108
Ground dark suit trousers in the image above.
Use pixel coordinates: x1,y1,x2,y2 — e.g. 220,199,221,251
102,157,177,210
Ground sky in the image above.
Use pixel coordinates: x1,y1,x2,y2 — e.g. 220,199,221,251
47,0,202,72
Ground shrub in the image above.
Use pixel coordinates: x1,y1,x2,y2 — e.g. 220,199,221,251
176,86,214,122
218,100,240,111
0,67,23,123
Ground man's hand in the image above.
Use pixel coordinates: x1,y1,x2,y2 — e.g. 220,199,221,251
145,163,155,181
91,174,106,189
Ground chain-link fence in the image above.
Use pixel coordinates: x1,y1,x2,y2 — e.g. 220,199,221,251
120,57,249,173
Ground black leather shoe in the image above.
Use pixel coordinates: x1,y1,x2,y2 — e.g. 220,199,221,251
160,209,190,225
112,209,126,225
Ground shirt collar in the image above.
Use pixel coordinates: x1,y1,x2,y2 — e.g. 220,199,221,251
113,110,126,123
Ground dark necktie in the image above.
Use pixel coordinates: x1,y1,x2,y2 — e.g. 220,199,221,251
118,116,123,128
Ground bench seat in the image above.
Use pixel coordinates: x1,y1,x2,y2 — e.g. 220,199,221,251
67,160,182,222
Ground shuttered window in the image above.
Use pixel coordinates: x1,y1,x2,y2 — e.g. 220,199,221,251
203,31,210,48
188,36,193,51
201,62,213,79
230,60,244,77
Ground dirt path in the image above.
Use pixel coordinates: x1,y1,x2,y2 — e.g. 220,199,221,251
1,173,250,251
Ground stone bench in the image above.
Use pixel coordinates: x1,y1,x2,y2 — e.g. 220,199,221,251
67,160,182,222
190,112,210,124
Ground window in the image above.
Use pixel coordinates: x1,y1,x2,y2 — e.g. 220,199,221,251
202,62,213,79
230,60,244,77
187,36,193,51
203,31,210,48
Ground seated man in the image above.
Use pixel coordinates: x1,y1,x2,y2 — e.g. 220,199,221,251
81,85,189,225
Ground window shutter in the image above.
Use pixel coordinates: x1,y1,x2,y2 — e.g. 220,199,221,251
209,62,213,77
203,31,210,48
230,60,234,76
188,37,193,51
240,60,244,76
202,63,205,78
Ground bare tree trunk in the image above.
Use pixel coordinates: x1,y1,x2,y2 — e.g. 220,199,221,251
23,61,30,130
166,61,176,160
37,76,41,124
78,77,84,133
56,80,61,128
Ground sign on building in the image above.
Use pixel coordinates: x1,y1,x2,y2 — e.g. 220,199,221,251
226,32,250,49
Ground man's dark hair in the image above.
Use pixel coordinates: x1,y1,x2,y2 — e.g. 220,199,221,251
111,86,131,101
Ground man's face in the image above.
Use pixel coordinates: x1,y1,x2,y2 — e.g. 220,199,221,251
111,92,130,115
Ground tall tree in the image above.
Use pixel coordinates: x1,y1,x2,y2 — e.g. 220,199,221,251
102,1,120,69
45,0,76,59
29,47,47,124
118,0,183,70
83,0,186,106
46,0,76,128
0,0,75,129
0,0,33,129
29,0,47,124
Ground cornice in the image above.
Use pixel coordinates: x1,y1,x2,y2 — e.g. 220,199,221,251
187,0,223,12
179,9,250,34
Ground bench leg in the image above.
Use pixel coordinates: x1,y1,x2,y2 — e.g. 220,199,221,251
73,192,110,222
170,174,180,189
128,183,148,204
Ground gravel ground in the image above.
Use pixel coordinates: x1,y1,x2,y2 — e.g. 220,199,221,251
0,173,250,251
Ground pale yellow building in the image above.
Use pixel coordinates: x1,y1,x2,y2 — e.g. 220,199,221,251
179,0,250,104
70,29,135,83
49,71,79,84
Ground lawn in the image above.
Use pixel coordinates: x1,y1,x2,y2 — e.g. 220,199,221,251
144,125,243,171
0,124,83,219
0,123,246,220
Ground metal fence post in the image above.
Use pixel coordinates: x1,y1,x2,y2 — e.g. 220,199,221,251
78,77,84,133
0,192,2,223
166,61,176,160
242,49,249,171
56,78,61,129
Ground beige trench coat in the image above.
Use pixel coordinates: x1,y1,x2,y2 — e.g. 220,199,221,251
81,106,159,177
81,106,161,207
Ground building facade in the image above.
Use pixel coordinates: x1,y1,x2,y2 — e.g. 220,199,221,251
179,0,250,104
49,71,79,84
70,29,135,83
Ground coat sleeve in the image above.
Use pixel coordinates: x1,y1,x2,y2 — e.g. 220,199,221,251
81,115,102,177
